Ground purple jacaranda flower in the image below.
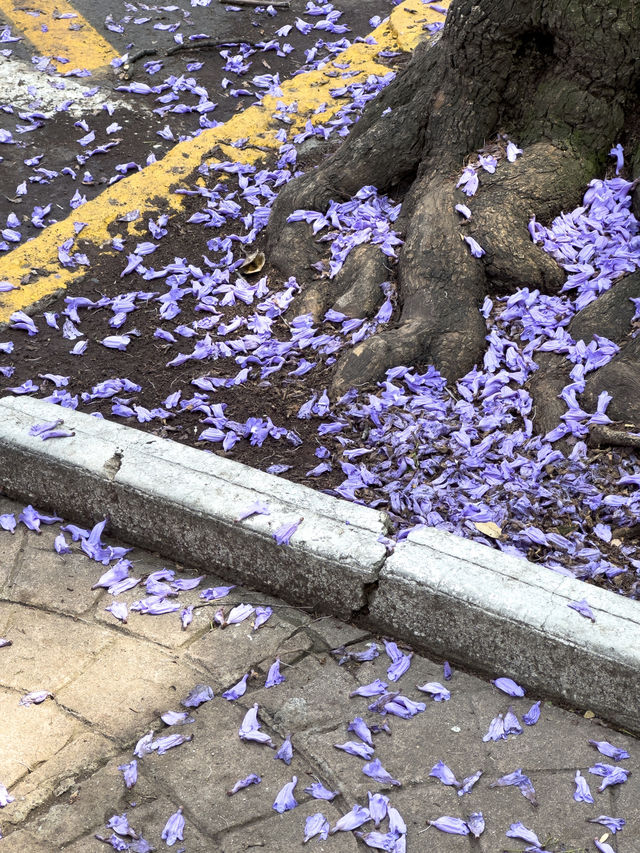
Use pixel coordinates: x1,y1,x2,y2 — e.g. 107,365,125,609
305,781,338,800
492,677,525,696
429,761,461,788
506,822,541,846
108,577,140,596
94,834,128,851
181,684,214,707
382,695,425,719
368,692,400,715
523,700,541,725
330,805,371,834
235,500,270,522
151,733,192,755
348,716,374,747
54,532,72,554
223,674,249,701
350,679,388,698
200,585,235,601
19,505,62,532
275,734,293,765
117,760,137,790
491,769,538,805
228,774,261,795
594,840,616,853
239,703,274,747
106,601,128,623
19,689,52,706
504,706,523,735
161,710,194,726
92,562,130,590
335,741,374,760
107,813,137,837
589,763,630,790
362,758,401,787
609,143,624,174
273,517,303,545
62,523,90,541
253,606,273,630
356,829,400,849
171,576,203,591
574,769,593,803
568,599,596,621
0,638,12,648
0,513,16,533
443,661,452,681
181,606,193,630
455,203,472,219
225,603,255,626
429,816,469,835
161,807,184,846
336,643,379,665
265,658,285,688
368,792,389,827
273,776,298,813
483,713,506,742
304,813,330,843
416,681,450,701
133,731,155,758
589,740,630,761
458,770,483,796
587,816,626,833
506,141,523,162
466,812,484,838
464,235,485,258
0,783,15,807
456,166,479,196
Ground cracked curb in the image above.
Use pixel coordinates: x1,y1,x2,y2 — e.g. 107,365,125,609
1,395,639,734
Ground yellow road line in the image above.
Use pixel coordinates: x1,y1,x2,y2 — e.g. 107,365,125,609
0,0,449,323
0,0,118,71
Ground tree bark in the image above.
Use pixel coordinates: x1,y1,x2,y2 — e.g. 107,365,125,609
266,0,640,396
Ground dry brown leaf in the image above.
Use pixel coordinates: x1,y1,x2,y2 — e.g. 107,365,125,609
473,521,502,539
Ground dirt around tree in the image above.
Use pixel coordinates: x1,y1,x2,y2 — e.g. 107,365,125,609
266,0,640,411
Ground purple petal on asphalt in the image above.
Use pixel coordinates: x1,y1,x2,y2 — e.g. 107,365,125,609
151,733,193,755
491,769,538,805
429,761,461,788
589,740,630,761
334,741,375,760
275,734,293,765
223,674,249,701
506,822,542,846
200,585,235,601
348,716,374,747
504,706,523,735
492,677,525,696
253,606,273,630
0,783,15,807
305,781,338,800
105,601,128,623
228,774,261,795
19,689,52,706
587,816,626,833
19,505,62,532
330,804,371,834
416,681,450,701
304,813,329,843
574,770,594,803
235,500,270,522
568,599,596,621
118,759,137,789
594,841,615,853
350,679,388,698
273,517,303,545
357,830,399,850
429,816,470,835
273,775,298,813
108,577,140,596
466,812,484,838
161,710,194,726
62,523,90,540
483,713,506,742
523,700,542,725
91,561,130,590
362,758,401,787
54,532,72,554
181,684,214,707
265,658,285,688
0,513,17,533
239,703,274,747
589,763,630,790
161,806,184,846
181,605,193,630
443,661,452,681
458,770,483,796
133,731,155,758
368,792,389,826
226,603,255,625
387,652,412,682
171,576,203,591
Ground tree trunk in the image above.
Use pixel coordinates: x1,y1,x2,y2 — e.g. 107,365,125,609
266,0,640,396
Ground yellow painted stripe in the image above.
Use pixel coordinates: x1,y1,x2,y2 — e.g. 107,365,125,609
0,0,118,71
0,0,449,323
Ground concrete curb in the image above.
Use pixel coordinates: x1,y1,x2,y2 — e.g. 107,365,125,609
1,395,639,733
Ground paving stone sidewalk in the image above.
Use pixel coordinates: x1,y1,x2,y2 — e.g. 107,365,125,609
0,495,637,852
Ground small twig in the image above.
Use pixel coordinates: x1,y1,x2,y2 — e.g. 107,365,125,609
588,426,640,449
219,0,289,6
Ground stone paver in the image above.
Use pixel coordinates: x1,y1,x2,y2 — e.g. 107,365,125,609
0,497,638,853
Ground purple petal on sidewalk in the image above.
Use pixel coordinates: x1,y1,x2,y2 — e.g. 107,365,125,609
348,716,374,747
330,804,371,834
265,658,285,688
19,689,52,706
273,776,298,813
152,733,193,755
235,500,270,522
273,517,303,545
368,792,389,826
482,713,506,742
200,585,235,601
181,684,214,707
171,576,203,591
133,731,155,758
223,674,249,701
443,661,452,680
304,813,329,842
334,741,374,760
0,783,15,807
589,763,630,791
228,774,261,795
458,770,482,796
117,759,138,789
105,601,128,623
594,841,615,853
506,822,541,846
491,769,538,805
161,711,194,726
54,533,73,554
0,513,17,533
161,806,184,846
567,598,596,621
416,681,450,701
362,758,401,787
305,781,338,800
587,816,626,833
573,770,594,803
225,603,255,625
504,706,523,735
429,761,460,788
181,605,193,630
588,740,630,761
491,677,525,696
274,734,293,765
466,812,484,838
350,679,388,698
523,700,542,725
252,606,273,630
429,816,469,835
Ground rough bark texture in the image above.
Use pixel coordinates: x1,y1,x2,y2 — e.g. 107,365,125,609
266,0,640,400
